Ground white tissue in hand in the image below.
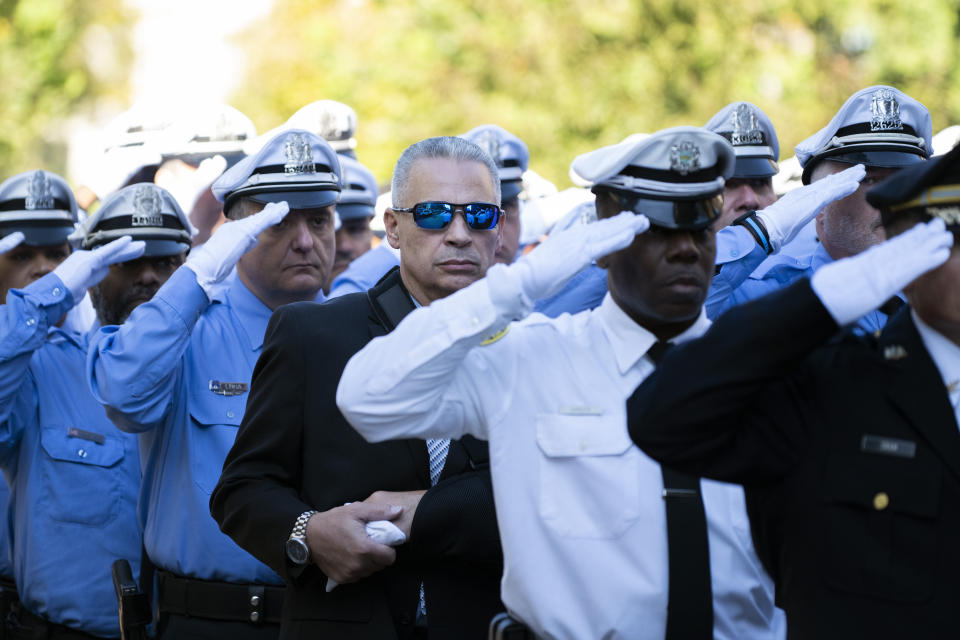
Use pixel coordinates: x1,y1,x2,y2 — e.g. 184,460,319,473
324,520,406,592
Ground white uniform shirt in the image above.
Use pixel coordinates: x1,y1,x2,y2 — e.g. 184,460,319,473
338,274,783,640
913,309,960,424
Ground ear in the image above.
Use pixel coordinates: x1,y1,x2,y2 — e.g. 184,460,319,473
383,208,402,249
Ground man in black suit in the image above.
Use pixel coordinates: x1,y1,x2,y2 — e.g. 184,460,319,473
627,147,960,639
210,136,505,640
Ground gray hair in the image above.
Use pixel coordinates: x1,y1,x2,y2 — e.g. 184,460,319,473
391,136,501,207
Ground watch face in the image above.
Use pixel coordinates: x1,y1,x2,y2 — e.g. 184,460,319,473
285,538,310,565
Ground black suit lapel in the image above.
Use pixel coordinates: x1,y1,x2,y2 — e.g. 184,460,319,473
881,310,960,482
363,267,431,484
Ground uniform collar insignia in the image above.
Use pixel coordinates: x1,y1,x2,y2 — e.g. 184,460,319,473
474,130,503,165
284,133,316,175
25,170,53,210
870,89,903,132
669,140,701,176
730,104,764,146
132,185,163,226
883,344,908,360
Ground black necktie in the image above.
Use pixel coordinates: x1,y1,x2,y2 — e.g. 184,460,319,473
879,296,906,318
646,341,714,639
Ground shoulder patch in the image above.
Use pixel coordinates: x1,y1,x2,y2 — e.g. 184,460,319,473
480,325,510,346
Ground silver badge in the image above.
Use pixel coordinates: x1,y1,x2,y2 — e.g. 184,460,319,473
284,133,316,174
730,104,764,146
883,345,908,360
132,185,163,227
318,109,355,142
474,130,503,165
209,380,249,396
25,171,53,210
870,89,902,131
670,140,701,176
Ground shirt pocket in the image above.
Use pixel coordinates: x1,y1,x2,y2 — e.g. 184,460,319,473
39,425,126,527
821,451,940,602
536,413,641,539
188,390,245,495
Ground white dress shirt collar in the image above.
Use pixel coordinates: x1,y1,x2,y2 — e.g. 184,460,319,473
597,293,711,375
912,309,960,400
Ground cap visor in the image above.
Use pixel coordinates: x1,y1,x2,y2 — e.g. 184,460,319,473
732,157,778,179
336,202,375,221
501,181,523,202
248,189,339,209
5,225,73,247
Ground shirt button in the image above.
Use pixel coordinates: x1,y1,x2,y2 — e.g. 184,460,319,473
873,492,889,511
249,611,260,623
52,287,62,297
226,410,235,419
77,449,88,458
26,318,35,327
249,595,261,606
731,250,739,258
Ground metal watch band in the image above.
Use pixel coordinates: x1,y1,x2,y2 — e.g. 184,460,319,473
289,510,318,540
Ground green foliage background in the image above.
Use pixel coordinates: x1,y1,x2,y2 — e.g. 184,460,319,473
232,0,960,187
0,0,132,179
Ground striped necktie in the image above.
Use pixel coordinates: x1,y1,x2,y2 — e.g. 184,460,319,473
418,437,451,620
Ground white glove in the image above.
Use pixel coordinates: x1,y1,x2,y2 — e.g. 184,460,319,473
510,211,649,302
0,232,25,255
756,164,866,253
324,519,406,592
811,218,953,326
184,201,290,300
55,236,146,304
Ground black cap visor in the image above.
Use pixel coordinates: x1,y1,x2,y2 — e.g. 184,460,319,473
601,189,722,231
501,180,523,202
802,148,927,184
1,222,73,247
336,202,375,221
233,185,339,214
733,156,778,179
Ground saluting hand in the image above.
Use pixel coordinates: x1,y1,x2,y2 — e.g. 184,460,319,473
756,164,866,253
0,231,25,256
55,236,146,305
184,200,290,300
508,210,650,303
305,502,404,585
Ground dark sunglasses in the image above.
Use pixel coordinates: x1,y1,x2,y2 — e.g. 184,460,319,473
392,201,501,230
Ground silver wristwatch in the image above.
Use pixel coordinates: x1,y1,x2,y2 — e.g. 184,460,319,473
285,510,317,566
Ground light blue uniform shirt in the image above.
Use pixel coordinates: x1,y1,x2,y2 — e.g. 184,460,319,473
88,267,282,585
712,241,887,334
0,272,141,637
328,243,400,298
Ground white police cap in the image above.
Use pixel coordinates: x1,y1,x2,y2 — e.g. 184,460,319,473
0,170,78,246
337,155,378,221
213,129,342,215
459,124,530,201
159,104,256,165
704,102,780,179
795,85,931,184
571,127,733,230
287,100,358,154
72,183,193,257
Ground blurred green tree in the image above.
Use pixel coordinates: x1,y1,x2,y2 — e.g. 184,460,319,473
0,0,132,179
233,0,960,187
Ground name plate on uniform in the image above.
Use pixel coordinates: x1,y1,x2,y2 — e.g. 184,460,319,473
860,434,916,459
209,380,248,397
67,427,106,445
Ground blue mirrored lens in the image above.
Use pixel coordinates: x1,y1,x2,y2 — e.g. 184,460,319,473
412,202,453,229
464,204,499,229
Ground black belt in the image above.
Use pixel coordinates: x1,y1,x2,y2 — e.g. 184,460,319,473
6,604,99,640
157,571,283,625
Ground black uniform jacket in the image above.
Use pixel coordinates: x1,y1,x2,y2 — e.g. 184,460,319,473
627,279,960,639
210,268,503,640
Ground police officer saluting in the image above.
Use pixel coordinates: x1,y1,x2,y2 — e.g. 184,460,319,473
88,129,342,639
0,174,192,639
